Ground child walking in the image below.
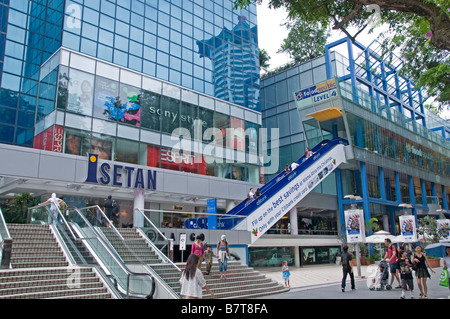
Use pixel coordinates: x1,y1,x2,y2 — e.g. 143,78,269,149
282,260,291,288
397,250,414,299
204,245,214,275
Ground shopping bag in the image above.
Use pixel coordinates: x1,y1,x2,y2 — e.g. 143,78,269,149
439,268,449,288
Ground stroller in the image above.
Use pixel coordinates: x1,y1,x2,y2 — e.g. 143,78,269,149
369,260,392,291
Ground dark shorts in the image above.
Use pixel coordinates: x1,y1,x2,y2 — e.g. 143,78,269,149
389,263,397,273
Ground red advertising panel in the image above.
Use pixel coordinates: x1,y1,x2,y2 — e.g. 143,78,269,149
147,145,205,174
33,125,64,153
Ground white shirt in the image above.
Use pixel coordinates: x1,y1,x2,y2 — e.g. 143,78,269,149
179,268,207,298
291,162,299,171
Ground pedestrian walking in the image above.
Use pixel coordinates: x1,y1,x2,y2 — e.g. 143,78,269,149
383,238,401,289
341,245,355,292
282,260,290,288
191,235,205,269
397,250,414,299
179,254,214,299
204,244,214,275
216,234,230,280
39,193,63,223
104,195,119,226
413,245,435,299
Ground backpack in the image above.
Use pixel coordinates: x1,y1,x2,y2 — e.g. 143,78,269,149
59,200,67,211
112,200,119,214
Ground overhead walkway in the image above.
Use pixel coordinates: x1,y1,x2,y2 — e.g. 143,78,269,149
219,138,349,243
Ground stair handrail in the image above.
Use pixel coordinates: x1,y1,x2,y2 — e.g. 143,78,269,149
70,206,157,298
134,208,181,271
0,207,12,269
27,203,156,299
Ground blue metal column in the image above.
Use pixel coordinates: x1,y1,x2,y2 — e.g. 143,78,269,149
359,162,371,225
378,166,386,200
408,176,418,220
420,179,427,207
336,168,345,235
442,185,448,210
394,172,402,203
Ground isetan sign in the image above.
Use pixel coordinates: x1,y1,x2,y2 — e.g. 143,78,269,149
85,154,157,190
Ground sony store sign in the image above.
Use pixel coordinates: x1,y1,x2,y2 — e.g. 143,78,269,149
85,154,157,190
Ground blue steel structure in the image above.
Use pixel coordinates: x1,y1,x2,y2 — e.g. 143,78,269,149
324,38,449,236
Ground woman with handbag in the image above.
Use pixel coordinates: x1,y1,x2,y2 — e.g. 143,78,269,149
413,245,435,299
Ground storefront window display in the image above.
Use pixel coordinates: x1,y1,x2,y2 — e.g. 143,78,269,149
301,246,341,265
249,247,295,268
90,134,113,160
67,68,94,116
93,76,119,121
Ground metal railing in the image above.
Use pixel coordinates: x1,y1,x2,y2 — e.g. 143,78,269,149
0,207,12,269
27,203,156,298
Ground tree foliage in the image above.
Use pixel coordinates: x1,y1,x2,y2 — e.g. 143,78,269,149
277,18,330,64
1,193,39,224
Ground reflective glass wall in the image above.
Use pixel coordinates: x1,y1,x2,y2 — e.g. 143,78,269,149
34,49,262,183
63,0,260,111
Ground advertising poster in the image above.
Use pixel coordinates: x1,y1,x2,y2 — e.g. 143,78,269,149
399,215,417,242
293,78,339,110
344,209,365,243
93,76,119,120
67,69,94,116
437,219,450,241
247,143,346,243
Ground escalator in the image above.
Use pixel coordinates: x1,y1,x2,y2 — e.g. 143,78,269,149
221,137,349,243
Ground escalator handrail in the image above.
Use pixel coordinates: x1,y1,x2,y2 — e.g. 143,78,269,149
70,206,156,299
225,138,348,220
27,203,156,299
134,208,182,272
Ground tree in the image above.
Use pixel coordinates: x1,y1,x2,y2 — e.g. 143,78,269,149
417,215,450,246
277,18,330,64
234,0,450,51
235,0,449,111
379,14,449,112
1,193,39,224
258,48,271,72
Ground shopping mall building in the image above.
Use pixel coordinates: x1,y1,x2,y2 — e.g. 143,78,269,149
0,1,449,268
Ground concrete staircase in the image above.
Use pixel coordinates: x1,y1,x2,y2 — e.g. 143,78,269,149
104,228,289,299
0,224,114,299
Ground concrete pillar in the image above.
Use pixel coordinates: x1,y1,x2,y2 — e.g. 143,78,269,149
133,189,145,228
289,206,298,235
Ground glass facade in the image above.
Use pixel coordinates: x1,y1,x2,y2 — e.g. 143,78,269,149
260,38,450,250
63,0,259,110
0,0,259,148
34,49,262,183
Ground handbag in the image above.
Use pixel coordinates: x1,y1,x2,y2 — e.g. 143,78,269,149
439,268,449,288
412,262,418,271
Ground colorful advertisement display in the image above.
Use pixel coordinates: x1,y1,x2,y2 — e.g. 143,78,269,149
294,78,339,109
245,142,347,243
399,215,417,242
437,219,450,241
344,209,365,243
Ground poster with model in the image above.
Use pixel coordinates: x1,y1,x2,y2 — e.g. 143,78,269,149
399,215,417,242
345,209,365,243
67,68,94,116
437,219,450,241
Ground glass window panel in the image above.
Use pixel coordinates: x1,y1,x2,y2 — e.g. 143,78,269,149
140,89,161,132
116,137,139,164
118,83,141,127
0,106,16,125
67,68,94,116
93,75,119,120
98,29,114,46
63,128,90,156
90,133,114,160
161,95,180,134
0,124,14,143
97,44,113,62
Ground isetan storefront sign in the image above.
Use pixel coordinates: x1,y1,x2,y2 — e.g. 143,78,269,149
85,154,157,190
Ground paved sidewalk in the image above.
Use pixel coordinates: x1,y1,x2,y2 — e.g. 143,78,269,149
257,264,371,288
256,264,450,299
